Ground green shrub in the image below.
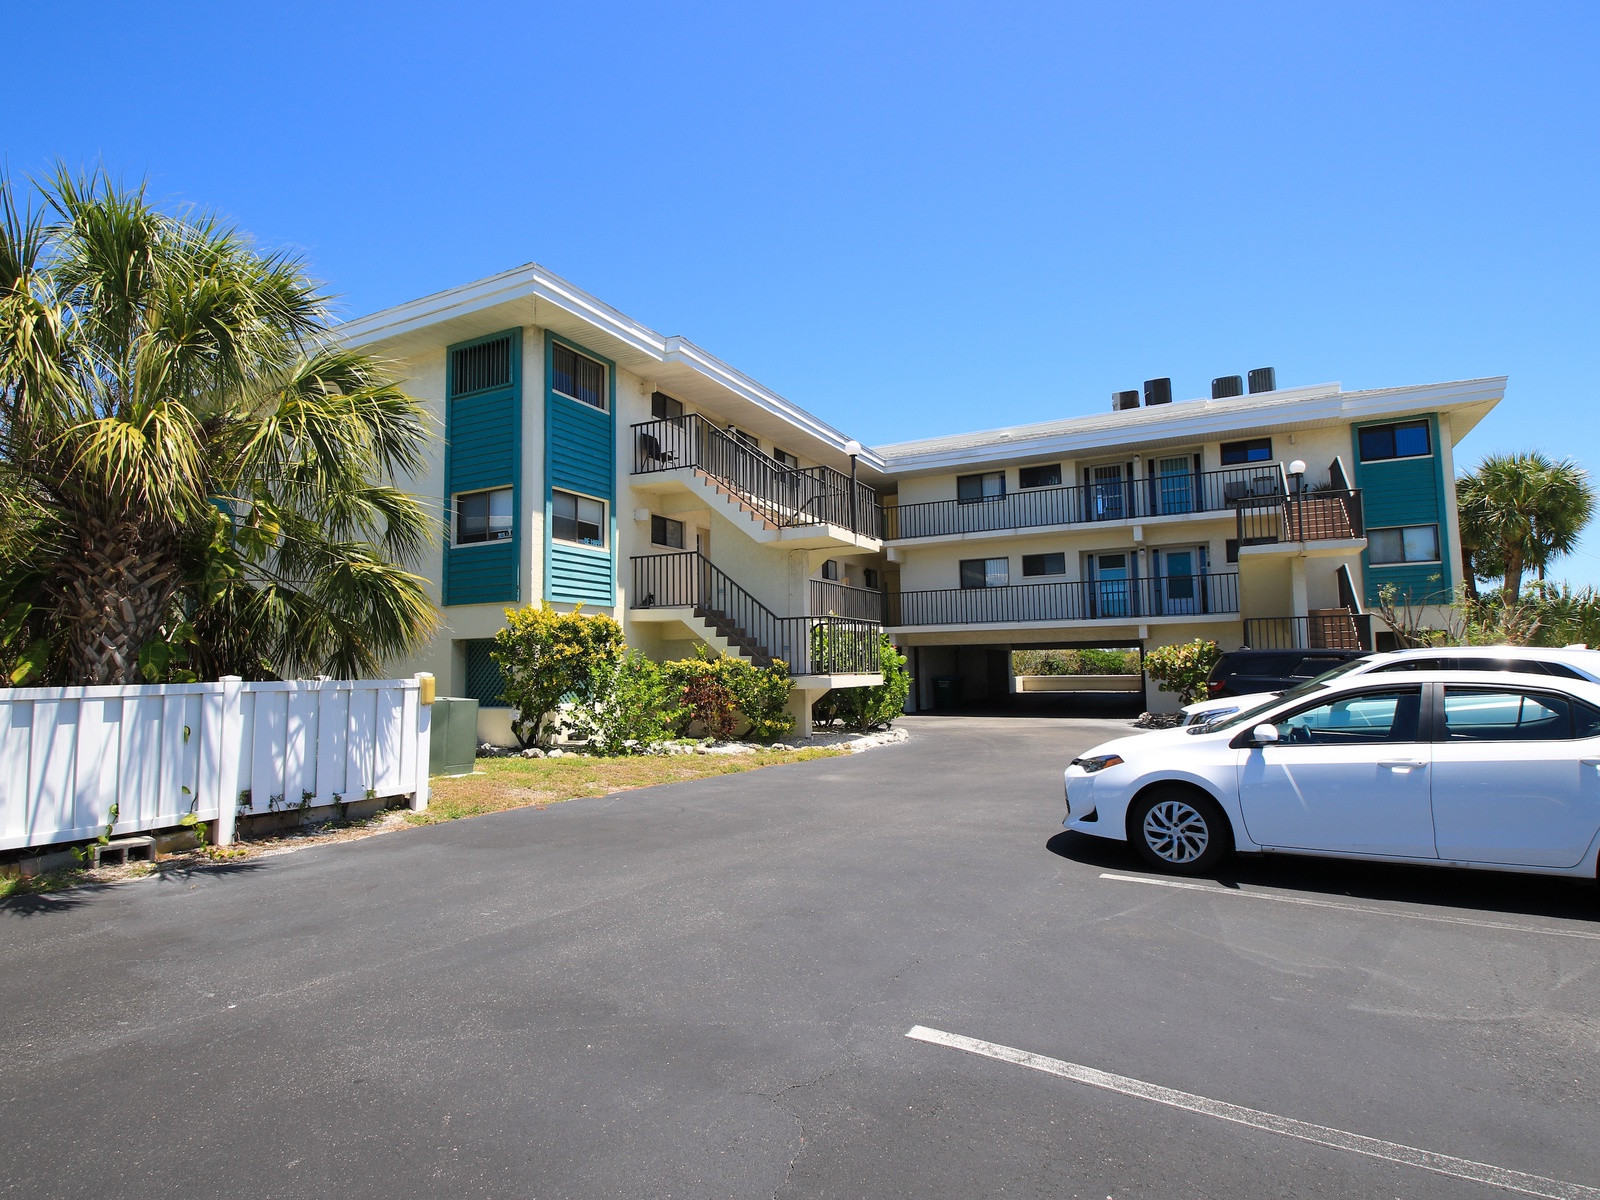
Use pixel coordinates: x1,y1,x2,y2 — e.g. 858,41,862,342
662,649,794,741
813,635,912,731
573,651,688,755
1011,647,1139,676
492,603,624,749
1143,638,1221,705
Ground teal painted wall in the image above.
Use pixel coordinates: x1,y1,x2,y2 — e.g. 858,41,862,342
443,328,522,607
1353,413,1453,604
544,331,616,606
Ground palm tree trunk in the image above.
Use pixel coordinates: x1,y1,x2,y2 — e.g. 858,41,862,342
1504,552,1524,604
56,517,182,685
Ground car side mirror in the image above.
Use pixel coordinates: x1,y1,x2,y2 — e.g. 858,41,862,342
1252,724,1280,745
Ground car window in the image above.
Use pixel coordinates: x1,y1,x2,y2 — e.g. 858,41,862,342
1442,688,1575,741
1578,700,1600,738
1272,688,1422,745
1370,657,1441,672
1201,658,1375,732
1229,655,1292,678
1290,656,1353,678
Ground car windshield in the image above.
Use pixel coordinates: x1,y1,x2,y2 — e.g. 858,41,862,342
1195,656,1374,732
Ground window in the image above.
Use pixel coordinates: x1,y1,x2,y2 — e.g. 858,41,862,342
1220,438,1273,465
821,559,838,580
1225,538,1240,564
773,448,799,469
862,568,880,590
449,336,513,397
960,558,1009,589
455,487,513,545
1022,552,1066,577
650,514,684,548
651,391,683,421
552,343,607,409
1358,420,1431,462
1443,689,1577,741
552,489,605,547
957,471,1005,504
1272,688,1422,745
1018,463,1062,489
1369,524,1440,564
1289,655,1354,679
727,426,759,451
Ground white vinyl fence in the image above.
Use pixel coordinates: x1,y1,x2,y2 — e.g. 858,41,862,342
0,676,433,852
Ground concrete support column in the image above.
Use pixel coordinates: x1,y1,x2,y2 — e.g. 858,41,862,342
1290,557,1310,648
785,685,828,739
785,550,811,617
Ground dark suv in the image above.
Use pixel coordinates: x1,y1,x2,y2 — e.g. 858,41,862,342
1205,647,1370,698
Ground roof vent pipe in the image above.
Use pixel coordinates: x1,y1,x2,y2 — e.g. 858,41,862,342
1143,377,1172,406
1248,367,1277,394
1212,375,1243,399
1111,390,1140,412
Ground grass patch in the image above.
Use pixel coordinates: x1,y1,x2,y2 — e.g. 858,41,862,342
411,747,845,824
1,861,155,899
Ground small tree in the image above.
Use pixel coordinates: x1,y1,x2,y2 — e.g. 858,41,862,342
491,603,623,749
813,635,912,731
1143,638,1221,705
573,651,688,755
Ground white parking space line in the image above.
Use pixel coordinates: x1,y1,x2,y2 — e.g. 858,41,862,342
906,1025,1600,1200
1099,872,1600,942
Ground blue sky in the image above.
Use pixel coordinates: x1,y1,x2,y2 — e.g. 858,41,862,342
7,1,1600,584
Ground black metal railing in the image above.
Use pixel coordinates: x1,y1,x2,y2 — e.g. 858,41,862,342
884,466,1290,540
631,551,882,675
1244,613,1374,651
632,414,882,540
886,572,1240,627
809,578,885,622
1236,488,1365,546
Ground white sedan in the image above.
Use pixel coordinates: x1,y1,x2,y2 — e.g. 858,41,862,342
1064,669,1600,877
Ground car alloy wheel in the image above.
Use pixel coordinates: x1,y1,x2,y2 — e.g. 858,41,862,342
1143,799,1209,864
1128,786,1231,874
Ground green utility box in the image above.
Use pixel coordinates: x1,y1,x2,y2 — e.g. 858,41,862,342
933,677,961,709
430,697,480,776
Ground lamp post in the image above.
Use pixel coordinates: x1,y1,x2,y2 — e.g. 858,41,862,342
1288,458,1307,541
844,439,862,534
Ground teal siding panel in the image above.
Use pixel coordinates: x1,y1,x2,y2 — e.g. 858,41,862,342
548,544,614,606
464,639,508,707
544,331,617,608
445,543,519,606
1354,413,1453,605
444,328,522,607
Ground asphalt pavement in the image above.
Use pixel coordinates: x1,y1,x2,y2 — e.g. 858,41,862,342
3,713,1599,1199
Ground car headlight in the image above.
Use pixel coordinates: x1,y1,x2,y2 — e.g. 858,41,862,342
1070,753,1124,774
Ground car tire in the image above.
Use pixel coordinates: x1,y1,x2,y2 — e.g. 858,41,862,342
1128,785,1232,875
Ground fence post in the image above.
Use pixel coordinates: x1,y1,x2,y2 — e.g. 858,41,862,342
214,676,243,847
412,673,433,812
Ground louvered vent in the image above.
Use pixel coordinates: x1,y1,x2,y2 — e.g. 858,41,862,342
450,336,513,397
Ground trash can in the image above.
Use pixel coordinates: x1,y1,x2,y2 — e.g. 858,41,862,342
430,697,480,776
933,677,961,710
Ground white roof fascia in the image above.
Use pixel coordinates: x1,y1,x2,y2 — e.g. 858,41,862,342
335,263,888,470
875,377,1506,476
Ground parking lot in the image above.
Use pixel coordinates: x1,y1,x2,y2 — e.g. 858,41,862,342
4,714,1599,1199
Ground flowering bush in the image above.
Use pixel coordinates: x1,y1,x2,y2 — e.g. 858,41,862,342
1142,638,1222,704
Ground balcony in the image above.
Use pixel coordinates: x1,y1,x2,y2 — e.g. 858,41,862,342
884,466,1288,541
809,578,885,622
1236,489,1365,552
886,572,1240,629
632,414,882,545
631,551,882,677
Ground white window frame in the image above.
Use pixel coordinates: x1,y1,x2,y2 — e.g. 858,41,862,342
551,344,608,412
452,485,514,548
551,488,609,550
1368,523,1441,565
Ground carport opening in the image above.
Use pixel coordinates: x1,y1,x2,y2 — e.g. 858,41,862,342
908,641,1146,718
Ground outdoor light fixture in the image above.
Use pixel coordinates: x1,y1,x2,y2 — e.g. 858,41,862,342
843,440,863,534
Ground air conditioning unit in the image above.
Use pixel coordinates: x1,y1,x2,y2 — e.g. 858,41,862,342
1111,390,1140,412
1212,375,1243,399
1143,377,1172,406
1248,367,1277,394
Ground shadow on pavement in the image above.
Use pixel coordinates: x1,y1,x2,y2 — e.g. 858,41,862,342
1047,830,1600,925
0,858,270,919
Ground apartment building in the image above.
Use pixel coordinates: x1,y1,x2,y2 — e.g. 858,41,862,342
339,264,1504,734
337,265,890,743
879,374,1503,710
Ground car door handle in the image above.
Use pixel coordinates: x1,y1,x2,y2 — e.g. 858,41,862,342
1378,760,1427,769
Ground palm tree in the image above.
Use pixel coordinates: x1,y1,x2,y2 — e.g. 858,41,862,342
1456,452,1596,603
0,168,437,685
